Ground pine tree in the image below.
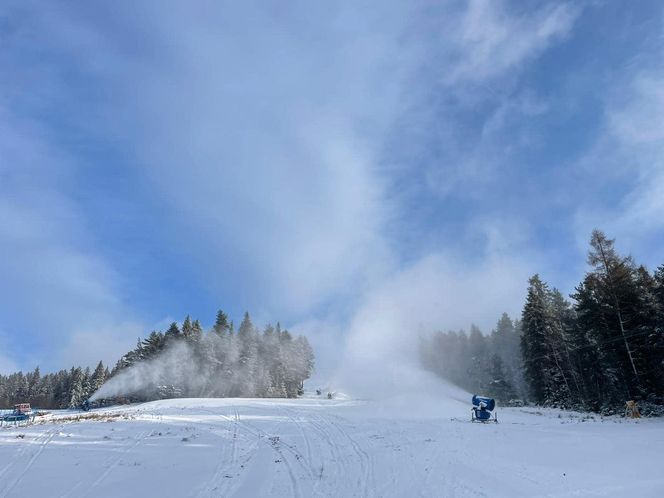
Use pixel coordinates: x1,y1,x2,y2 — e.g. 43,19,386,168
193,319,203,340
182,315,194,339
521,275,558,405
90,361,106,395
572,276,613,409
652,266,664,396
213,310,230,336
165,321,181,342
491,313,523,397
68,368,85,409
467,325,490,393
488,354,517,402
238,312,254,339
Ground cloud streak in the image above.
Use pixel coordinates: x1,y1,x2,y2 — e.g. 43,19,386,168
0,84,142,371
5,0,662,389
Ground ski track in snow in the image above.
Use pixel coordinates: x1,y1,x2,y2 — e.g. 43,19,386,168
1,431,45,497
0,396,663,497
86,430,148,493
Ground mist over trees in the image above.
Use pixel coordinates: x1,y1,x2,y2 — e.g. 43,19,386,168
420,314,525,403
0,310,315,409
113,311,315,401
421,230,664,415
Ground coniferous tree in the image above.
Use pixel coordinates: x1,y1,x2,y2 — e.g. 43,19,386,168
521,275,555,404
90,361,107,395
467,325,489,393
488,354,517,402
68,368,85,409
0,310,309,408
213,310,230,336
491,313,524,398
589,232,646,385
165,322,181,342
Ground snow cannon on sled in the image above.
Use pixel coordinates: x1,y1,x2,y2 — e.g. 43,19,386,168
471,395,497,423
1,403,35,426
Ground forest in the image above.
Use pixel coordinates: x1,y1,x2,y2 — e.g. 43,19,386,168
421,230,664,415
0,310,315,409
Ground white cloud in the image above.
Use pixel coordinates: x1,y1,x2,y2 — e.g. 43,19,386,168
608,75,664,145
91,2,417,316
0,0,582,379
0,106,142,370
393,1,578,202
443,1,578,85
59,321,147,370
110,0,577,319
573,69,664,262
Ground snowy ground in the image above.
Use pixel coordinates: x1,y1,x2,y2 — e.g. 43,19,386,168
1,393,662,497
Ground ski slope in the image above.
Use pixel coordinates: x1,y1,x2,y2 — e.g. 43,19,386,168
0,394,662,497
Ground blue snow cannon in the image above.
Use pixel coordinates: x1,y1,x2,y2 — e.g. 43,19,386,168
471,395,497,423
1,403,35,426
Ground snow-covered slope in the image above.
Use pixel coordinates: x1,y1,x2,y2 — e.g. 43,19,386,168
1,395,662,497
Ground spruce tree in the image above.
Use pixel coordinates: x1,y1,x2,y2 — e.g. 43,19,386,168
90,361,106,395
488,354,517,402
68,368,85,409
521,275,557,405
467,325,489,393
213,310,230,336
491,313,523,397
165,322,181,341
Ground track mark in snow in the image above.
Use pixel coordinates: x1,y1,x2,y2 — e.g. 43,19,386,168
197,405,306,498
300,410,372,497
327,415,376,498
281,406,318,482
196,408,243,498
0,428,57,498
230,409,302,498
86,431,147,494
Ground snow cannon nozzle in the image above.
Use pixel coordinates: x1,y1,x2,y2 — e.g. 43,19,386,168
81,399,91,412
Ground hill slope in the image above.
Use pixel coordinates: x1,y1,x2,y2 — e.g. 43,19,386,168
0,395,662,497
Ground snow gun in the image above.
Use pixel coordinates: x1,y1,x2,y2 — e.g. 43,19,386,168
1,403,36,426
81,397,125,411
81,399,104,411
471,395,498,423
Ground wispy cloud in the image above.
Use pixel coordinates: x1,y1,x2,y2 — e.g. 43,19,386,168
0,102,141,371
442,0,578,85
85,2,418,316
573,68,664,264
8,0,661,385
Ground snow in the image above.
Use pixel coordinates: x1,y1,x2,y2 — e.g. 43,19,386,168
1,392,663,497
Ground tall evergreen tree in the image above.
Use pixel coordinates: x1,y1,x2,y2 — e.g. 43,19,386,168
213,310,230,336
521,275,562,405
165,322,181,342
90,361,107,394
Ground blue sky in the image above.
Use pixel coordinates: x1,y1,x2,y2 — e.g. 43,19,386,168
1,0,663,374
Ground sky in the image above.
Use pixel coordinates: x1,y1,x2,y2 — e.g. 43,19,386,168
1,0,663,376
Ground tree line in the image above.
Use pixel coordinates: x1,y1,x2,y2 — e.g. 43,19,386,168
421,230,664,415
0,362,108,410
113,311,315,401
0,310,315,409
420,314,526,404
